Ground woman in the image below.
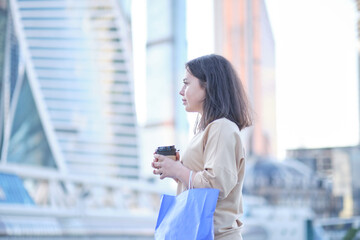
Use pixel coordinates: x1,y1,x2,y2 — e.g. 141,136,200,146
152,54,252,239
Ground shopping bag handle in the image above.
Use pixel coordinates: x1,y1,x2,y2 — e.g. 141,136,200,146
188,170,193,189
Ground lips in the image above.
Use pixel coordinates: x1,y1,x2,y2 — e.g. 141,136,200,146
182,99,187,105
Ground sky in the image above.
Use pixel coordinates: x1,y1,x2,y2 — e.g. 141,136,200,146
186,0,359,158
264,0,358,157
132,0,359,159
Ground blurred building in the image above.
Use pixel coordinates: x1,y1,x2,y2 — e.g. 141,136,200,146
139,0,188,180
0,0,162,238
284,0,360,219
288,146,360,218
243,157,338,217
241,156,360,239
214,0,277,158
0,0,140,179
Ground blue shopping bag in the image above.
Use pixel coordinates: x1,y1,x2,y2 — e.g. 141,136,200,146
154,187,220,240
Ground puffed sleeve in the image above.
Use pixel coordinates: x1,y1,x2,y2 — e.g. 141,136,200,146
192,121,241,200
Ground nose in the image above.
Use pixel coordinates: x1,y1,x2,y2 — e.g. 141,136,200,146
179,85,185,96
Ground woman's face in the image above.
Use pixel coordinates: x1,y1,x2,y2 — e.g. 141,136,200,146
179,69,206,114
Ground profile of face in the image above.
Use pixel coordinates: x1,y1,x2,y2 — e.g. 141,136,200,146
179,69,206,114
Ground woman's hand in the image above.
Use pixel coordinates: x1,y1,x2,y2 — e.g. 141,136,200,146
151,152,194,187
152,154,182,180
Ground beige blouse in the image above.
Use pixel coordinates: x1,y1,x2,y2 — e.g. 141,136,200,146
177,118,245,240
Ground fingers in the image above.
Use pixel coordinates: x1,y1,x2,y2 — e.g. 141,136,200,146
152,153,176,180
153,165,166,179
153,154,162,160
152,161,161,169
151,160,163,177
154,154,177,162
153,168,162,175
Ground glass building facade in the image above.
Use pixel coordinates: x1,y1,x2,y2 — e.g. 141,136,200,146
0,1,161,237
139,0,188,181
0,0,140,178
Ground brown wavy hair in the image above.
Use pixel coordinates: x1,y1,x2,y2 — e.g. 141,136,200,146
186,54,253,132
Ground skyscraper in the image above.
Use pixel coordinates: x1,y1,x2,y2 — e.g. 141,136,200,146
214,0,277,158
0,0,140,178
0,1,160,237
139,0,188,180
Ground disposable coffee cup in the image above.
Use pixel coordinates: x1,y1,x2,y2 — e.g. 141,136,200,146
155,145,177,160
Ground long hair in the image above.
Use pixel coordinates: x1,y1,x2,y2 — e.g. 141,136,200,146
185,54,253,133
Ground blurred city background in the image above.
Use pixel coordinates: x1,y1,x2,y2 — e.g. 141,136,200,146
0,0,359,239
